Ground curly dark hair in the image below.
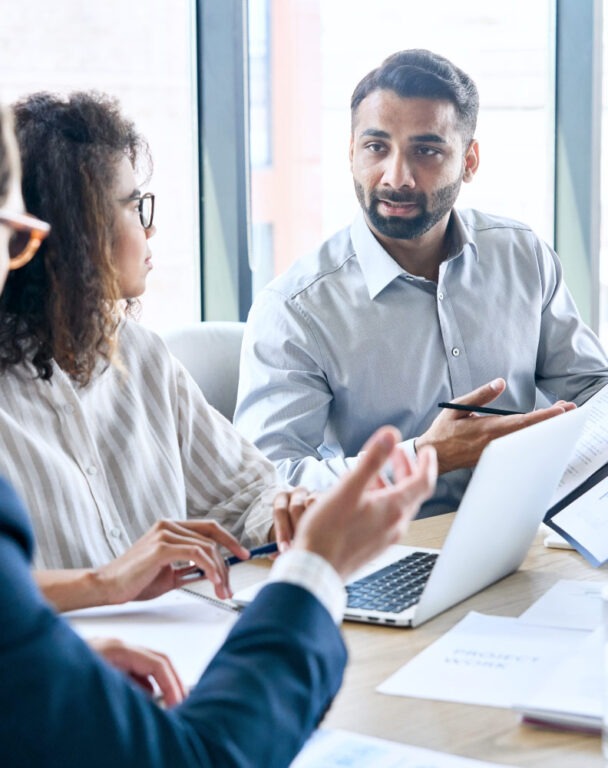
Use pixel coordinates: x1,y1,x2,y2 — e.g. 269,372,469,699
351,49,479,145
0,91,151,386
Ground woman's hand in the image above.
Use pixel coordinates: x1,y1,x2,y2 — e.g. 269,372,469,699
37,519,250,612
88,637,186,707
97,519,250,604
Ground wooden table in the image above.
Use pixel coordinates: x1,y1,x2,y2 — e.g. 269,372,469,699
204,513,607,766
326,514,606,767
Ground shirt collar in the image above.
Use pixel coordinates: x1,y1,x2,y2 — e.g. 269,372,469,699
448,208,478,262
350,208,478,301
350,212,406,300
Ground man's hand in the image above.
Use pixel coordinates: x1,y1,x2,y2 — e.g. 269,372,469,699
292,426,437,581
89,637,186,707
415,378,575,474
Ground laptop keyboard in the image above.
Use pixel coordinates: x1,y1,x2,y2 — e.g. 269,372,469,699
346,551,439,613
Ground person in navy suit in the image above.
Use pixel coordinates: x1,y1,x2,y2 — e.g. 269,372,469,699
0,102,437,767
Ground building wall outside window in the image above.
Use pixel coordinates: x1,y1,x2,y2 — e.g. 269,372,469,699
0,0,200,333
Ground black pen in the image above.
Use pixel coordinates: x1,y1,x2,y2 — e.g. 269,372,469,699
438,402,524,416
179,542,279,583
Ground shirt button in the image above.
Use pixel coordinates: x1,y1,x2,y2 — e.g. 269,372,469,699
86,465,98,476
438,291,444,301
451,347,460,357
110,527,121,539
64,404,75,415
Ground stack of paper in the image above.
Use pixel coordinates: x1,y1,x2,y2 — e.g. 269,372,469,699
513,579,604,732
377,580,605,734
512,630,602,733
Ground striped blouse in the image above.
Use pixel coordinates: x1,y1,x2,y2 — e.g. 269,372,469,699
0,319,280,570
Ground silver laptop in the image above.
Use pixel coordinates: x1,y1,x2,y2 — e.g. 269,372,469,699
233,406,585,627
341,406,585,627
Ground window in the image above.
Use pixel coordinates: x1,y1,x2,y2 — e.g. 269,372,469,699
249,0,272,169
601,8,608,345
0,0,200,333
248,0,554,292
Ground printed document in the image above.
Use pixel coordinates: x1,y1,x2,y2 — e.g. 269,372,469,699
377,612,585,708
513,628,602,731
549,385,608,506
517,579,603,631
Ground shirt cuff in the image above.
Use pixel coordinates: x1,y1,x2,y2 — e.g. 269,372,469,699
344,455,359,472
398,438,418,460
268,549,346,624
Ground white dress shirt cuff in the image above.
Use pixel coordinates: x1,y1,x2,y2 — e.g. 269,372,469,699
268,548,347,624
398,438,418,460
345,455,359,472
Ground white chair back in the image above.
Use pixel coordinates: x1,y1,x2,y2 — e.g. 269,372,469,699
163,321,245,422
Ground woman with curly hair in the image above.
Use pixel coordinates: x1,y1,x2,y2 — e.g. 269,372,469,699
0,90,306,611
0,96,438,766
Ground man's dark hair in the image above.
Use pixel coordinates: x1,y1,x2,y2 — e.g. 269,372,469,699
351,49,479,143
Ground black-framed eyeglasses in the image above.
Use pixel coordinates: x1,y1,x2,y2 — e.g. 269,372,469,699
0,209,51,270
126,192,155,230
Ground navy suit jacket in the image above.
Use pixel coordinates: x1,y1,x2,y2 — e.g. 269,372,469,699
0,477,347,767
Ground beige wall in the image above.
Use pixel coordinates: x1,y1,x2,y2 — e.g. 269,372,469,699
251,0,322,275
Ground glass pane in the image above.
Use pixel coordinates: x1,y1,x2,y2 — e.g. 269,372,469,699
601,11,608,345
0,0,200,333
248,0,553,291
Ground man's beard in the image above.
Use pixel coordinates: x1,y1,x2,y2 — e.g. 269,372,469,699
354,178,462,240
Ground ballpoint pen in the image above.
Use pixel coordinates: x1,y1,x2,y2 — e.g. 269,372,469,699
179,541,279,583
224,541,279,566
437,402,523,416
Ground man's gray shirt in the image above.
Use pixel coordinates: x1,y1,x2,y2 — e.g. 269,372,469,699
235,209,608,516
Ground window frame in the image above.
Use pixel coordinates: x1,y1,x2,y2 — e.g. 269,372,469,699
554,0,603,330
198,0,252,321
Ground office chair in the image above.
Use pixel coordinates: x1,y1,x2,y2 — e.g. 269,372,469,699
163,321,245,422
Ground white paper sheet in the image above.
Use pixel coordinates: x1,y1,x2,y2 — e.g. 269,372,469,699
377,612,585,708
66,590,238,686
550,386,608,506
290,729,516,768
518,579,603,631
513,628,602,728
